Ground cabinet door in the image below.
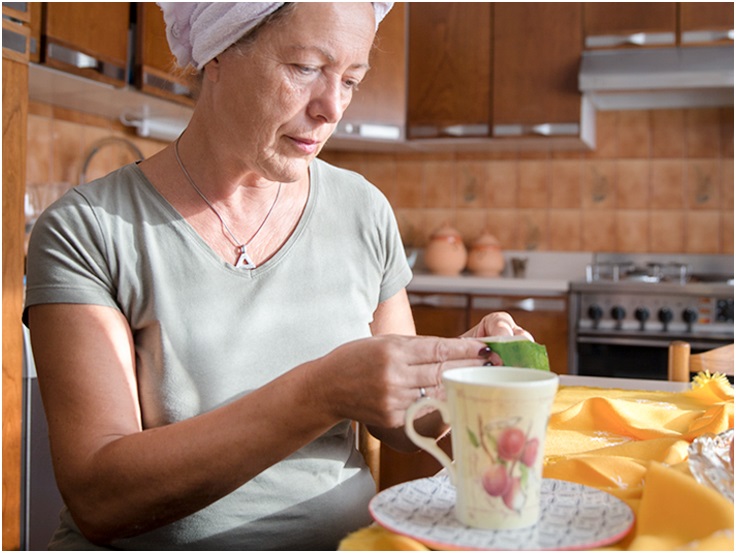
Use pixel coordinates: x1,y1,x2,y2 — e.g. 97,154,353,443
492,3,582,137
470,295,569,375
680,2,734,46
410,293,470,337
44,2,130,85
407,2,491,139
583,2,677,48
135,3,194,106
336,2,406,141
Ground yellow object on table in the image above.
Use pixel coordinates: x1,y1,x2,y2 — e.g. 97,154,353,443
340,374,734,551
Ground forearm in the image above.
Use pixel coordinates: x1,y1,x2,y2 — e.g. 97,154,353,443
58,360,338,544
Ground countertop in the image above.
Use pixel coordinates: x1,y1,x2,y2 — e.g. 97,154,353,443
408,273,570,296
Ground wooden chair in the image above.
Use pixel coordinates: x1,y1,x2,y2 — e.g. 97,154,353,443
667,341,735,382
357,423,381,491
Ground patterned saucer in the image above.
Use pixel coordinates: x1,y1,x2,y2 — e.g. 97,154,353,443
369,474,634,551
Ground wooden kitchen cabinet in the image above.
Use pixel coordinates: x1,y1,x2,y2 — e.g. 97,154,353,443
43,2,130,86
336,2,406,141
406,2,492,139
583,2,677,49
410,292,471,337
135,2,195,106
492,2,583,138
680,2,734,46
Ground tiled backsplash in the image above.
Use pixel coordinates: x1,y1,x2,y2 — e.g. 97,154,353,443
322,108,733,255
27,104,733,255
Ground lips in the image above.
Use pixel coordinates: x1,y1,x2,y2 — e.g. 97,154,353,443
287,135,322,154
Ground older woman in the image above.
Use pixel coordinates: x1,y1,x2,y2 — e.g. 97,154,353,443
24,2,531,550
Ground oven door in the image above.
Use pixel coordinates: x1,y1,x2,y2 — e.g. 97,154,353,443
576,334,732,380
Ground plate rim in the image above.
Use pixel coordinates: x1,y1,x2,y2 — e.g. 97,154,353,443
368,475,635,551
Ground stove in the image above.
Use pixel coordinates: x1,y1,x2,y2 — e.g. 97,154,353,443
568,254,734,380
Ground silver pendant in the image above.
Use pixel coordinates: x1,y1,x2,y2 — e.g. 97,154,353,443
235,245,256,269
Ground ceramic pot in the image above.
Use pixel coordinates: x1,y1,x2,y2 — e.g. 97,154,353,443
424,223,467,276
467,231,505,277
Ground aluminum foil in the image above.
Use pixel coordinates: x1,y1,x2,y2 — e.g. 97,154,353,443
688,428,734,502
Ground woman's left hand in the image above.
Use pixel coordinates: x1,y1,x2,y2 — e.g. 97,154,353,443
461,311,534,341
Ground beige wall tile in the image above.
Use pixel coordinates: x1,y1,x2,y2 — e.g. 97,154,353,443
423,161,456,208
26,115,52,185
586,110,618,159
650,160,685,209
651,109,685,158
685,108,720,158
582,160,617,209
685,211,720,254
549,160,581,209
617,160,650,209
722,211,733,254
361,158,397,201
582,210,616,251
456,208,489,245
51,118,84,185
486,209,523,250
394,208,425,247
548,210,581,251
616,210,650,253
516,209,549,251
518,160,549,209
455,160,488,209
618,111,651,159
722,159,734,211
486,161,518,208
394,160,424,209
685,159,720,210
650,211,685,253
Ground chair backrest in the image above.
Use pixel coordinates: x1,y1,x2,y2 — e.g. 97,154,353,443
668,341,735,382
357,422,380,491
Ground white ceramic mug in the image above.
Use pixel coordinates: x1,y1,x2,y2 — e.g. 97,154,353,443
405,366,559,530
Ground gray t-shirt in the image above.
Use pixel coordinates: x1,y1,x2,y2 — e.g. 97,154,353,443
24,158,412,550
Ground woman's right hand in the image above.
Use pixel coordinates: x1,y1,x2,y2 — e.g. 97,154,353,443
309,334,491,429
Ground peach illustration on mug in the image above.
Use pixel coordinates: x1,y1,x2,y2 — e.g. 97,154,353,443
468,417,540,513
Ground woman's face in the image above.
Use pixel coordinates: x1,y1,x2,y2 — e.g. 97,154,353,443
205,2,376,183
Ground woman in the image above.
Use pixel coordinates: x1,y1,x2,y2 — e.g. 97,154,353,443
24,3,532,549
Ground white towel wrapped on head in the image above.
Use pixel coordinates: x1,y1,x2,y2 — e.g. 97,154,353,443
158,2,394,70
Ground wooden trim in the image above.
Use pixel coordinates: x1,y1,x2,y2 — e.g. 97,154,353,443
2,57,28,552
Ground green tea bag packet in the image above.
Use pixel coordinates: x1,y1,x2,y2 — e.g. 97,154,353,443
480,336,551,372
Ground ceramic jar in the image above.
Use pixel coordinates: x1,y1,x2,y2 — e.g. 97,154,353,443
467,230,505,277
424,223,467,276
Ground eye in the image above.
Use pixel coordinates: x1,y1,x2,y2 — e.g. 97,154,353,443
294,65,318,76
343,77,361,91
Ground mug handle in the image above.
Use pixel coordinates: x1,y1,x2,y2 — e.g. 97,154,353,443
405,398,456,484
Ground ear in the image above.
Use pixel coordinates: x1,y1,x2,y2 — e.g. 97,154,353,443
203,56,220,82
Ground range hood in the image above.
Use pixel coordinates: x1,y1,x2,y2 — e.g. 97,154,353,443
579,45,734,110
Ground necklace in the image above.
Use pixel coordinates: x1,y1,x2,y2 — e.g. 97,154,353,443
173,135,281,269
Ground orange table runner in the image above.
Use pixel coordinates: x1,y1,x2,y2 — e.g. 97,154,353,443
340,374,734,551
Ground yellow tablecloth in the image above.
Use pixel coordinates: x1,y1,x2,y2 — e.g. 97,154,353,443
340,374,734,551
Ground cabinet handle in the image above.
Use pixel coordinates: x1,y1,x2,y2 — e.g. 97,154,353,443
472,296,566,313
441,124,489,137
494,123,579,137
2,24,27,55
339,122,402,140
682,29,735,45
585,32,675,49
47,43,126,81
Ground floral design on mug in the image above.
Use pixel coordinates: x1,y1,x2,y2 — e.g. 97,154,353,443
467,415,539,513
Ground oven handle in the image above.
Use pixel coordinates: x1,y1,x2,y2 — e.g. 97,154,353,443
576,335,730,349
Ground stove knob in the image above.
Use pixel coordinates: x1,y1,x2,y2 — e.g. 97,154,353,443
611,306,626,329
658,307,673,331
682,308,698,333
634,307,650,330
588,304,603,329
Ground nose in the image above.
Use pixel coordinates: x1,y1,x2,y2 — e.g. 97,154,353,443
308,76,348,124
